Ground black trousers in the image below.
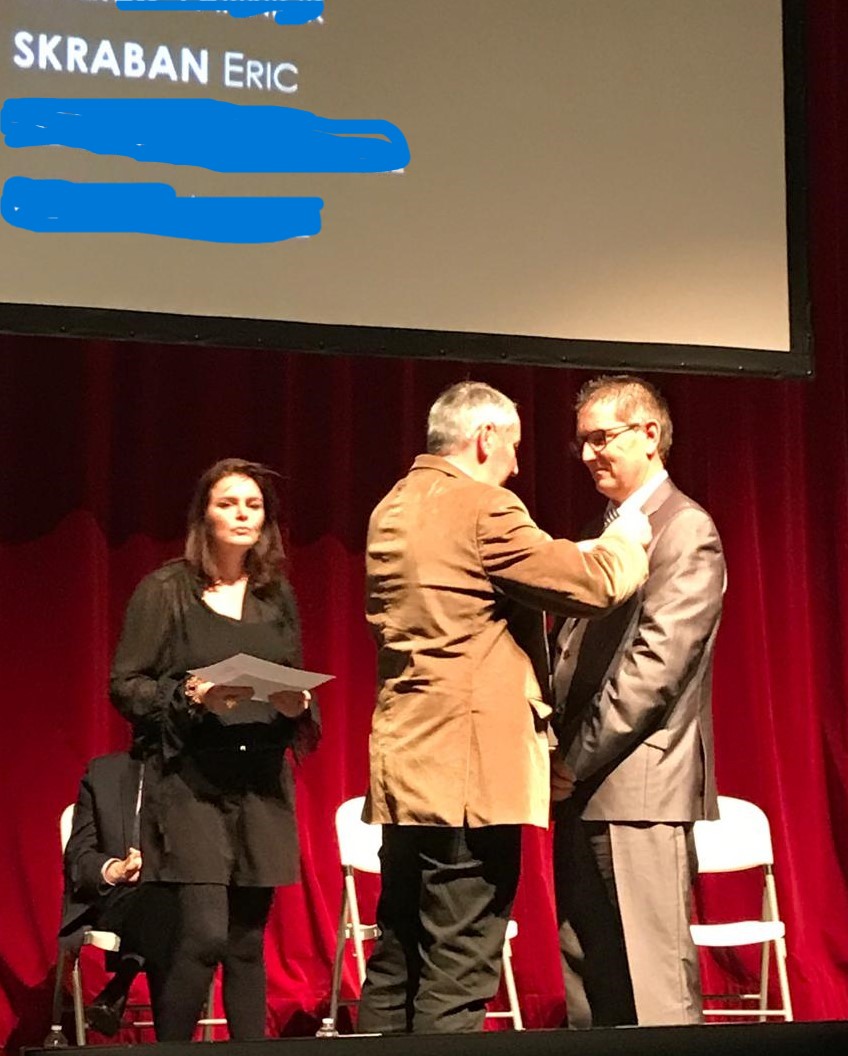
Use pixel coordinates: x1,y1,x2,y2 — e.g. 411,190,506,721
357,824,521,1035
96,883,177,1000
150,884,274,1042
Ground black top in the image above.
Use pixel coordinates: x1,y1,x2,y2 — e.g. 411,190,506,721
110,560,316,886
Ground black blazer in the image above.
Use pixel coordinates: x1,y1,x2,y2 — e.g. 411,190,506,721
59,752,142,946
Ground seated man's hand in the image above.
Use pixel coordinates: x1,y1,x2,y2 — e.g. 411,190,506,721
551,754,576,802
104,847,142,885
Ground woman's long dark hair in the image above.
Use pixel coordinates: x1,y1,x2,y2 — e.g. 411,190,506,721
184,458,285,590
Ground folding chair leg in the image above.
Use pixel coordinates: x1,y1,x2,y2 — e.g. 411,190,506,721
500,937,523,1031
344,871,367,986
71,956,87,1046
43,949,70,1048
328,887,350,1030
775,937,794,1022
201,975,216,1042
758,940,771,1021
765,868,793,1022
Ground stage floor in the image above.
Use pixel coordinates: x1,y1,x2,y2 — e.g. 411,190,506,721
25,1021,848,1056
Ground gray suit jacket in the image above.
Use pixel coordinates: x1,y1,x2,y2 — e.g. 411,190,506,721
553,478,724,823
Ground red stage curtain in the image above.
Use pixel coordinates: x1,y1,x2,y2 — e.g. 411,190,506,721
2,1,848,1046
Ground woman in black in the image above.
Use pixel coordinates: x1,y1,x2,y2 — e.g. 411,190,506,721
110,458,319,1041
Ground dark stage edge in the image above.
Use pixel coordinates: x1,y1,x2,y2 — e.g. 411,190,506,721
23,1022,848,1056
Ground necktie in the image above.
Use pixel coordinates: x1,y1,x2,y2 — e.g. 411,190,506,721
131,764,144,848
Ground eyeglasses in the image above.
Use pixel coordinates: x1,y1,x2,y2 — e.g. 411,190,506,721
569,422,643,459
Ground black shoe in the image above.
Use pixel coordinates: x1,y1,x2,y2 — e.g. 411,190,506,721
85,995,127,1037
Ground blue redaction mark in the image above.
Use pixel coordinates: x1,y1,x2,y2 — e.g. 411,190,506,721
2,177,323,243
116,1,325,25
2,98,410,174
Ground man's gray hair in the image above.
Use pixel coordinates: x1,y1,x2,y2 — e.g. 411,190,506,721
575,374,673,461
427,381,519,455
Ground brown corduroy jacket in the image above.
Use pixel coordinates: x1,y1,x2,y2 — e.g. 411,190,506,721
363,455,648,829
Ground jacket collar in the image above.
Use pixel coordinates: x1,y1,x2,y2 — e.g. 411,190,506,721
410,453,471,479
643,476,676,518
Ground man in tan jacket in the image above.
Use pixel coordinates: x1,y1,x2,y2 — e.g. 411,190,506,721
358,380,650,1034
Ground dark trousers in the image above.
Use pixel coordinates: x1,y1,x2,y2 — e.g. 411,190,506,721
554,801,702,1028
98,885,163,964
553,803,637,1027
357,824,521,1035
152,884,274,1042
96,883,177,1003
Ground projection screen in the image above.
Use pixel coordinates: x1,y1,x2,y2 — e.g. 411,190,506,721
0,0,811,376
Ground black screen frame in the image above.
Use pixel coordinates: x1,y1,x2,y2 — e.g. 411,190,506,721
0,0,812,379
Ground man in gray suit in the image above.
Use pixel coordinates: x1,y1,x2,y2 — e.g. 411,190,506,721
551,375,725,1027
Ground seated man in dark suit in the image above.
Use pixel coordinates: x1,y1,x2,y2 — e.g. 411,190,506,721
60,751,172,1035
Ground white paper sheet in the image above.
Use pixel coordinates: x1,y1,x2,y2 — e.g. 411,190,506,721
188,653,334,725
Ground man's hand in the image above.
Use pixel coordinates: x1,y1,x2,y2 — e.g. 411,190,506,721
603,508,652,549
104,847,142,885
268,689,311,718
551,754,576,802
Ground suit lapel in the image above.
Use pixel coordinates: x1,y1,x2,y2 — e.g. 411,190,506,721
554,480,677,744
643,478,677,556
549,513,604,648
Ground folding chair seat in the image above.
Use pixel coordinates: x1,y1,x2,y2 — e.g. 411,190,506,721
691,795,793,1022
327,796,523,1032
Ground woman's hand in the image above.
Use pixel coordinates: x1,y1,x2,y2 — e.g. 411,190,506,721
268,689,311,718
196,682,255,716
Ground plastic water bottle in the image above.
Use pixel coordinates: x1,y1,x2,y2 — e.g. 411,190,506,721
315,1017,339,1038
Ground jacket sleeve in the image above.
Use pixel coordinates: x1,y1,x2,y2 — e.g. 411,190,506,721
564,505,725,779
275,579,321,760
476,489,648,617
109,573,200,760
63,766,110,903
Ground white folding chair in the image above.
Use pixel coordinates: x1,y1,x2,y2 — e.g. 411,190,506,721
327,796,523,1031
56,802,224,1044
691,795,793,1022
